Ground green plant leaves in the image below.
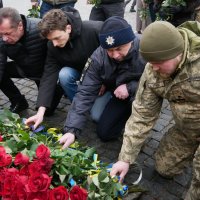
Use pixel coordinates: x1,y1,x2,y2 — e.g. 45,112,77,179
0,110,143,199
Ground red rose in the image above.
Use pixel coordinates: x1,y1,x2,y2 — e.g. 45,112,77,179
2,169,19,197
0,146,5,153
36,144,51,159
27,191,49,200
0,135,3,142
16,181,27,200
0,152,12,167
69,186,88,200
14,153,30,166
20,165,29,176
49,186,69,200
29,159,53,175
27,173,52,192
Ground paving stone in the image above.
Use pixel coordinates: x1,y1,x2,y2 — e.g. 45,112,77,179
143,157,155,168
160,113,173,121
136,152,149,164
151,131,165,142
142,146,155,157
162,109,173,116
152,123,164,132
174,167,192,187
157,118,171,127
147,139,160,150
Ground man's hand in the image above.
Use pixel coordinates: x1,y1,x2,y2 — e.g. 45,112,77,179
114,84,129,100
25,106,46,130
59,133,75,149
110,161,130,182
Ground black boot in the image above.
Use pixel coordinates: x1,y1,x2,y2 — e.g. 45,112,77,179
10,95,29,114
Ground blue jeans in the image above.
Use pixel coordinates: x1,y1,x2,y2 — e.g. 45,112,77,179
40,2,75,18
90,92,112,122
59,67,80,102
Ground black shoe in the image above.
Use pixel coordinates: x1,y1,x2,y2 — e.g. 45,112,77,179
130,7,136,12
10,95,29,114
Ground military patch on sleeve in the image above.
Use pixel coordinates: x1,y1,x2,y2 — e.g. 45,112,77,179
79,58,92,84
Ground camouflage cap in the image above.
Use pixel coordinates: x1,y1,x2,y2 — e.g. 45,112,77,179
139,21,184,62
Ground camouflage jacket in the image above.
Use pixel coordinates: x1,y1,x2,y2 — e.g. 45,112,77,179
119,21,200,164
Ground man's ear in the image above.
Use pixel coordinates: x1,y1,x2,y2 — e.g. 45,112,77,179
66,24,72,34
18,21,23,31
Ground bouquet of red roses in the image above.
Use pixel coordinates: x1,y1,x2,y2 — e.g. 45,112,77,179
0,144,87,200
0,110,143,199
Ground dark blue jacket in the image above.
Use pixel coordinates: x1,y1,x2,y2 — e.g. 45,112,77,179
64,36,146,134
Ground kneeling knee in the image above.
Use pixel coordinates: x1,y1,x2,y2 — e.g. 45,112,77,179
96,127,111,142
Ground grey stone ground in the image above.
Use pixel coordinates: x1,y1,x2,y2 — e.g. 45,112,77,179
0,0,192,199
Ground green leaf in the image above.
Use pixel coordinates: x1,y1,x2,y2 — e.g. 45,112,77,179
30,143,39,151
5,140,18,153
84,147,96,158
92,175,99,187
59,174,67,183
94,193,101,198
104,196,113,200
72,165,82,176
101,176,109,183
57,165,70,175
98,170,108,182
13,134,20,142
4,145,12,154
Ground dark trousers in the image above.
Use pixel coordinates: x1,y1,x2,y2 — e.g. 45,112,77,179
0,0,3,8
97,96,132,141
0,62,40,104
89,2,125,21
40,2,75,18
0,62,63,110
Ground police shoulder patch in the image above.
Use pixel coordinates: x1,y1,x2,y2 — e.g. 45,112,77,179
79,58,92,84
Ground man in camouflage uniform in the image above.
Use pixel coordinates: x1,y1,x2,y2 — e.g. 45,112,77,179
110,21,200,200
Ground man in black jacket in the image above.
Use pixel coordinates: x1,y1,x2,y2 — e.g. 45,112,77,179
59,16,146,149
0,7,47,113
26,7,102,129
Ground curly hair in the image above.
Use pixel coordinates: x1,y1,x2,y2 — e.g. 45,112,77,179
38,9,69,38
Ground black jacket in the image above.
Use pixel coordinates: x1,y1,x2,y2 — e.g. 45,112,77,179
101,0,124,4
37,7,103,108
64,36,146,134
0,15,47,81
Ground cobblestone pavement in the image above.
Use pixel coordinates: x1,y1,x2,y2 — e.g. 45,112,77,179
0,1,192,199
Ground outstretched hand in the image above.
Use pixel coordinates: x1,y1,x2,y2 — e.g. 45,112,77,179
110,161,130,182
25,113,44,130
59,133,75,149
25,106,46,130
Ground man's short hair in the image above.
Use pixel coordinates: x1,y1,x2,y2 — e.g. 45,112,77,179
0,7,22,28
38,9,69,38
